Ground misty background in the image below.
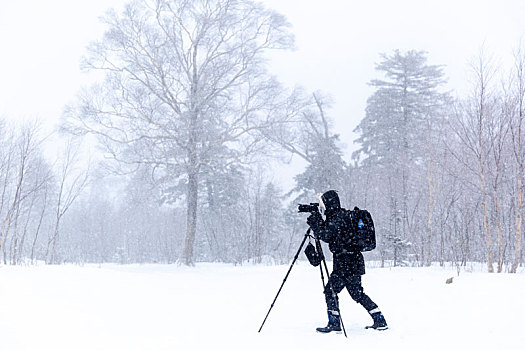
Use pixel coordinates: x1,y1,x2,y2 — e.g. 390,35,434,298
0,0,524,271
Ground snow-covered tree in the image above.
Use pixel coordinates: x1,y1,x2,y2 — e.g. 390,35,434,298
264,92,347,200
62,0,296,265
0,121,53,265
354,50,449,167
353,50,450,262
509,44,525,273
383,231,412,267
198,163,248,262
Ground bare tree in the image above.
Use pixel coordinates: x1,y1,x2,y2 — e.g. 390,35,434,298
0,122,49,264
0,124,15,262
46,140,89,264
490,95,510,273
510,44,525,273
30,183,49,263
263,92,334,163
452,49,499,272
63,0,295,265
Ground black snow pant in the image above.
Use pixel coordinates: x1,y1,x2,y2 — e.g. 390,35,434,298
324,271,378,314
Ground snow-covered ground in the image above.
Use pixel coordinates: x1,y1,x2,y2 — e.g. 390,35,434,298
0,262,523,350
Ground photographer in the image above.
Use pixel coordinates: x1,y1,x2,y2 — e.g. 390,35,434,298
306,190,388,333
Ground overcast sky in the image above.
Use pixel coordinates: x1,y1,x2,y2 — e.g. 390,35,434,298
1,0,524,165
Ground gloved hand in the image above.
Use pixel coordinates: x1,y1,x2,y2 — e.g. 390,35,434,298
307,211,323,230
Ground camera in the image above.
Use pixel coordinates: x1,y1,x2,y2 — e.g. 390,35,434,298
298,203,320,213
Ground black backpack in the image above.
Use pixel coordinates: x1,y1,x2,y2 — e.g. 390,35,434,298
347,207,376,252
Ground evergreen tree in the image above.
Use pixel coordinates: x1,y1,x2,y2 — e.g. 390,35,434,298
383,230,412,267
353,50,450,261
284,93,347,203
199,163,247,263
293,135,346,197
354,50,448,169
252,181,288,263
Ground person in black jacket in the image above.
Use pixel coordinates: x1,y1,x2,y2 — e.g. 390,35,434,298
306,190,388,333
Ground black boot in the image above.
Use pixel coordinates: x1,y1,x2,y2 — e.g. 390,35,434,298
316,310,342,333
366,309,388,330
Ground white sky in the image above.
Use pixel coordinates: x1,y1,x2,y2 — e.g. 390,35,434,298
1,0,524,175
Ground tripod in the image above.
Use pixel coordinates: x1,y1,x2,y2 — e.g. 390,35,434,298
258,228,347,337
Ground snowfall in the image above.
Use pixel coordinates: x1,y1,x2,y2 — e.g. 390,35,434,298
0,260,524,350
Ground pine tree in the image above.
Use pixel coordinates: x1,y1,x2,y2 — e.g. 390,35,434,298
353,50,450,262
199,163,247,263
354,50,448,169
293,135,346,197
383,231,412,267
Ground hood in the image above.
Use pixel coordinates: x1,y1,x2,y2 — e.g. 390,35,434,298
321,190,341,213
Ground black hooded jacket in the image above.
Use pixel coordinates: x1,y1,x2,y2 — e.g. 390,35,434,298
309,191,365,276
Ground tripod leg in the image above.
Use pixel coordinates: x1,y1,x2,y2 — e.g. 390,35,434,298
258,231,310,333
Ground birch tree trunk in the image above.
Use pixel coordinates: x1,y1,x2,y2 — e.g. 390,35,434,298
511,46,525,273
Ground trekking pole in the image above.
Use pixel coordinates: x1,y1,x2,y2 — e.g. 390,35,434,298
315,236,347,338
258,229,310,333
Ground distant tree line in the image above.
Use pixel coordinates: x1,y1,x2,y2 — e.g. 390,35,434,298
0,121,87,265
350,48,525,273
1,0,523,273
